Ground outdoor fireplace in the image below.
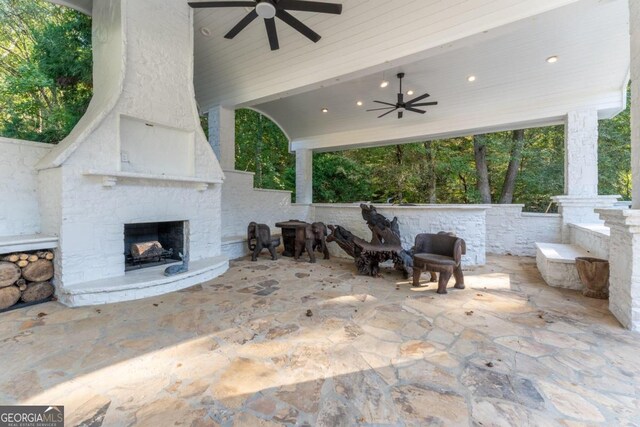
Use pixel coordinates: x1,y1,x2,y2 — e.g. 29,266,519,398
124,221,187,271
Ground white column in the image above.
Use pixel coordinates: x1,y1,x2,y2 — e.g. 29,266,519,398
595,0,640,331
208,106,235,170
552,110,618,241
564,110,599,196
296,149,313,204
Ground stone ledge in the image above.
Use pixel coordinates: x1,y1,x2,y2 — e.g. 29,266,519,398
568,223,610,237
57,255,229,307
535,243,591,290
0,234,59,254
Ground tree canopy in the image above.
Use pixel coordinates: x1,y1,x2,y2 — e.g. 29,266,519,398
0,0,92,143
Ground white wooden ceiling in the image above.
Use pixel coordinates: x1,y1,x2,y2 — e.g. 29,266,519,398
49,0,630,152
248,0,630,151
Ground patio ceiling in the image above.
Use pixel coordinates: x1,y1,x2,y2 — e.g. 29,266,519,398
49,0,629,152
246,0,630,152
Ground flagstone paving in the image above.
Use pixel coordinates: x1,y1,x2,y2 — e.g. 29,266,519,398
0,255,638,426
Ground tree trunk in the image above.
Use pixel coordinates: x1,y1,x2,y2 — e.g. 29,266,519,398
422,142,437,203
499,129,525,204
473,134,492,203
255,114,263,187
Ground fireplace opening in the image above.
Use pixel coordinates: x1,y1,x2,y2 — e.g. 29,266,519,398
124,221,187,271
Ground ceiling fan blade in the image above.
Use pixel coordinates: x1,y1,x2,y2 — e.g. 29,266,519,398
189,1,256,8
224,9,259,39
373,100,396,107
405,107,426,114
265,18,280,50
277,0,342,14
398,111,403,119
410,102,438,107
378,108,398,119
406,93,431,104
366,107,395,112
276,9,321,43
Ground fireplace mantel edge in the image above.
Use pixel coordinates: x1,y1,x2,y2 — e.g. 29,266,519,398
83,170,223,191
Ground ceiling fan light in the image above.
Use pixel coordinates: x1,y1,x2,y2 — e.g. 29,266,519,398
256,2,277,19
380,80,389,88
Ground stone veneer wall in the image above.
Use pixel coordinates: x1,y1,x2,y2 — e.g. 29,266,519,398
568,224,610,260
486,205,562,256
0,138,52,236
221,170,311,259
313,204,488,266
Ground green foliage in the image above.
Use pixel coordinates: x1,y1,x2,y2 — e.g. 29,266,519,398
312,153,372,203
0,0,92,143
234,109,295,191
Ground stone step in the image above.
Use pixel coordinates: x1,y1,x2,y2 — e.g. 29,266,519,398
535,242,591,290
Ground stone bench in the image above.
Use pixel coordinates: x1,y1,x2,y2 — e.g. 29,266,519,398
535,242,592,290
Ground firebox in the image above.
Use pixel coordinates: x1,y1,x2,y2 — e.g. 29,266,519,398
124,221,187,271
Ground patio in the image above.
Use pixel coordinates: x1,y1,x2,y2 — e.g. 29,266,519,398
1,255,638,426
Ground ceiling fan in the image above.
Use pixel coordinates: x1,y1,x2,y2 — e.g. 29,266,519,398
188,1,343,51
367,73,438,119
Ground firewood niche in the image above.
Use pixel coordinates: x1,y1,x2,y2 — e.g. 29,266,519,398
0,250,55,312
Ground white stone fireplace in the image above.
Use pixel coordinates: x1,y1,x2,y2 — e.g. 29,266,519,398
30,0,227,306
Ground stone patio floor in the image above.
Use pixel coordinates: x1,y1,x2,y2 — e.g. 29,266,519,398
1,255,639,426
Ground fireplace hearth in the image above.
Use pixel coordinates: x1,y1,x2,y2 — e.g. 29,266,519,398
124,221,186,271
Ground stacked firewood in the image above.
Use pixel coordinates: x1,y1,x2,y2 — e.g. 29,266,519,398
0,250,55,310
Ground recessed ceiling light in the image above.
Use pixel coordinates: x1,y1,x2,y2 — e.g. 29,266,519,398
321,108,329,113
546,56,559,63
356,101,363,106
380,80,389,88
467,75,476,82
200,27,211,37
407,90,414,96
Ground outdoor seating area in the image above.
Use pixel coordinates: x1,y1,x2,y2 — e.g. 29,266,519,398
1,255,638,425
0,0,639,424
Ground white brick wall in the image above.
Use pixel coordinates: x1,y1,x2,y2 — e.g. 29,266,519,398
221,170,311,259
486,204,561,256
0,138,52,236
568,224,610,260
313,204,488,266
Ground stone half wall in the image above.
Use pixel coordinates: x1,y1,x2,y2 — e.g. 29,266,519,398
568,223,610,260
312,204,488,266
486,205,562,256
0,138,52,236
221,170,311,259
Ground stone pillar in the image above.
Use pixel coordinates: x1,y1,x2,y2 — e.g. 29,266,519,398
208,106,235,170
296,149,313,204
592,2,640,331
593,0,640,331
552,109,618,241
597,209,640,330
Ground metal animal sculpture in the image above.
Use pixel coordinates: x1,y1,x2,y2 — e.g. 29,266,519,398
164,252,189,276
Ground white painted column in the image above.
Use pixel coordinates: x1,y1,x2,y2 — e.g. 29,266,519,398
564,109,599,196
595,0,640,331
552,110,618,241
208,106,235,170
296,149,313,204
